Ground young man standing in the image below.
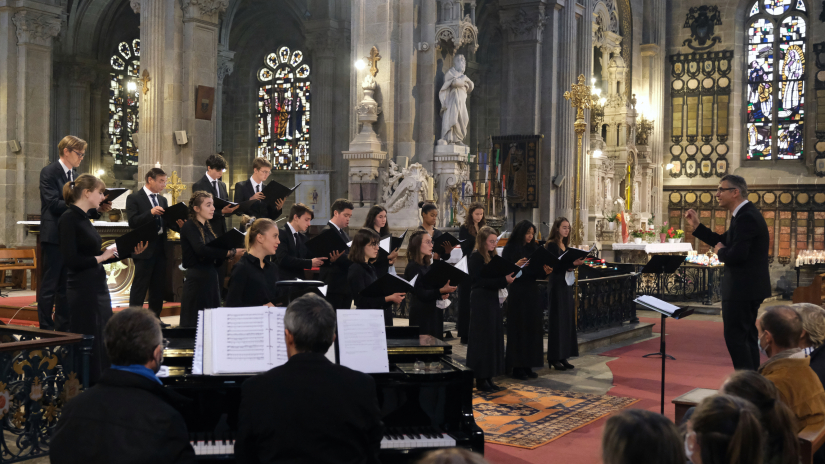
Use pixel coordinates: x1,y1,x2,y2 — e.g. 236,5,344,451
233,157,285,220
192,153,239,236
320,199,354,309
275,203,326,281
38,135,110,331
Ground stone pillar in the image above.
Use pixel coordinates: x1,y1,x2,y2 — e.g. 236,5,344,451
343,75,386,210
554,0,577,222
642,12,665,221
134,0,165,177
87,72,108,177
307,26,340,171
67,64,94,168
215,44,234,153
415,0,436,163
0,6,62,245
540,0,563,230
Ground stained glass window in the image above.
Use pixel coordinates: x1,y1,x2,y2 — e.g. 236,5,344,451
745,0,806,160
108,39,140,166
257,46,311,170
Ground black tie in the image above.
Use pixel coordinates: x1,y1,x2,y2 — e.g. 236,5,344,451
212,180,220,199
67,170,72,182
339,228,348,242
150,194,163,233
256,184,261,193
294,232,299,245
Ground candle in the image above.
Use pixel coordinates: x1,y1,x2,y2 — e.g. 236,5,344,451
427,177,434,200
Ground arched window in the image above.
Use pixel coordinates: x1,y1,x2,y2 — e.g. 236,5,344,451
108,39,140,166
746,0,806,160
256,46,311,170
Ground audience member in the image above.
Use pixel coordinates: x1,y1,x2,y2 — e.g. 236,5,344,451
720,370,799,464
417,448,490,464
601,409,684,464
236,293,383,463
686,394,764,464
50,307,195,464
756,305,825,430
792,303,825,388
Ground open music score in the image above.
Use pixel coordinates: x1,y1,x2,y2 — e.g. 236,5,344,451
336,310,389,373
199,307,288,375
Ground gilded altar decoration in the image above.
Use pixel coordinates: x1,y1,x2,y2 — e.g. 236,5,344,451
43,403,58,424
63,372,82,402
104,260,128,285
564,74,592,246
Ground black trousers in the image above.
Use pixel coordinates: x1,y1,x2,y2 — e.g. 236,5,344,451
39,243,69,331
129,250,167,318
325,293,352,310
722,299,762,370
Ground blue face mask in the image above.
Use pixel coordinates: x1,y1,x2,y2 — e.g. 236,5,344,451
758,334,768,356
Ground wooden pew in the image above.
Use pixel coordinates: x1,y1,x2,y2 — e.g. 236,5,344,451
793,273,825,305
799,421,825,464
0,249,37,291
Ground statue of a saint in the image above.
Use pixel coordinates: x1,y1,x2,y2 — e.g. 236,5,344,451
438,54,474,145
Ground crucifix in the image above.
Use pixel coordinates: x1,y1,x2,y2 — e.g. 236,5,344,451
140,69,151,95
365,46,381,78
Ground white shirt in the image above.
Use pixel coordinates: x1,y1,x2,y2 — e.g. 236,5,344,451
249,177,262,193
58,159,73,179
328,221,342,232
205,171,221,199
287,222,299,240
732,200,749,217
143,186,164,235
205,171,220,183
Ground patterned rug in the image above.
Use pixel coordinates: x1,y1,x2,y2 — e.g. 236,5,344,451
472,384,639,449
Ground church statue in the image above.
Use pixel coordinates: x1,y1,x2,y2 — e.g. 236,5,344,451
438,54,474,145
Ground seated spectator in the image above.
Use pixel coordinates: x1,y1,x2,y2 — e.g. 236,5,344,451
601,409,684,464
236,293,383,464
50,307,195,464
757,305,825,431
685,394,763,464
417,448,490,464
792,303,825,388
721,370,799,464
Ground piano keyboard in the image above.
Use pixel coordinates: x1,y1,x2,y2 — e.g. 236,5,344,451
190,434,235,456
380,427,457,449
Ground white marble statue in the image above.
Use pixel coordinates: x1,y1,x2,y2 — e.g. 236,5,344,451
438,54,474,145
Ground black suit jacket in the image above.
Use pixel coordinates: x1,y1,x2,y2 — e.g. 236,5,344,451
39,161,100,244
274,225,312,281
125,188,170,260
192,174,228,236
233,179,282,220
236,352,383,464
692,201,771,301
319,222,352,296
50,369,196,464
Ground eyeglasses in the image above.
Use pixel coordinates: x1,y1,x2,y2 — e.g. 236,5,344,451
716,187,737,193
367,242,380,248
72,150,86,158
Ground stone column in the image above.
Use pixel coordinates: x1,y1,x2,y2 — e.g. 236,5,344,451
554,0,577,222
415,0,436,162
87,72,108,177
215,44,234,153
540,0,563,230
642,0,666,221
343,75,386,212
133,0,165,177
307,26,341,172
0,7,62,245
67,64,94,158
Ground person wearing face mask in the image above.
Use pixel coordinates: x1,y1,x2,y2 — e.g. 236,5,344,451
225,218,284,308
600,409,685,464
50,307,195,464
684,394,764,464
404,231,458,339
59,174,147,383
756,305,825,431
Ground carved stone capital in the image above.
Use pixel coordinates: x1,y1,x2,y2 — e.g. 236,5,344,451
217,47,235,85
130,0,141,14
13,11,61,47
499,7,548,43
179,0,229,21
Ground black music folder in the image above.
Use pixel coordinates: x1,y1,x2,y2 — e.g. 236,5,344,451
359,273,416,298
557,244,597,268
162,202,189,225
262,180,301,205
522,246,558,273
433,232,463,249
213,196,256,213
304,227,349,258
206,228,246,250
378,230,409,258
421,259,468,288
115,221,158,258
480,255,523,279
103,188,128,204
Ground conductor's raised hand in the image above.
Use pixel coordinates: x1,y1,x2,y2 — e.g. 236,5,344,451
684,209,699,229
516,258,529,267
221,204,240,215
440,280,457,295
505,272,516,284
385,293,405,304
310,257,327,267
151,205,165,216
329,249,344,262
133,241,148,256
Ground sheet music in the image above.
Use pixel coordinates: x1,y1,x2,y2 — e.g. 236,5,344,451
634,295,680,315
336,310,389,373
192,311,204,375
208,306,288,374
455,256,468,274
111,190,131,210
380,236,392,254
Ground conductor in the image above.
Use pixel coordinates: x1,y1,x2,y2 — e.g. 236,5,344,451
685,174,770,370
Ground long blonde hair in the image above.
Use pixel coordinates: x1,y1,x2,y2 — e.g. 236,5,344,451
475,226,498,264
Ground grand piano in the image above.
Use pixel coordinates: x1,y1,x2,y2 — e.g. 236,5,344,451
161,325,484,462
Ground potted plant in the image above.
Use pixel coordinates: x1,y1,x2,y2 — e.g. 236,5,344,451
631,229,646,244
603,210,617,230
659,221,669,243
667,227,685,243
644,229,656,243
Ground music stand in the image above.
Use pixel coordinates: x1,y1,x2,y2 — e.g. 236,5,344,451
275,280,326,305
635,295,695,414
640,255,684,360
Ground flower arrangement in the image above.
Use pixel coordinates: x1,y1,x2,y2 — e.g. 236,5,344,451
659,221,669,234
603,211,620,223
667,227,685,239
631,229,647,238
644,229,656,239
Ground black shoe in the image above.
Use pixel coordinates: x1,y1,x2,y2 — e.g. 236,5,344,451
511,369,528,381
460,337,468,345
560,360,575,369
489,379,505,391
525,368,539,379
551,361,567,371
476,379,495,392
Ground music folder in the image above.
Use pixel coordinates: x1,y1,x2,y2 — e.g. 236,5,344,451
421,259,468,288
378,230,408,258
634,295,694,319
480,255,523,279
213,196,256,213
522,246,557,273
359,273,417,298
304,227,349,258
206,228,246,250
103,188,128,204
115,221,158,259
558,243,598,268
162,202,189,226
262,180,301,205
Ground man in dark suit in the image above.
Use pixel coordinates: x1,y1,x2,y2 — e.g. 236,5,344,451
686,174,771,370
125,168,185,326
275,203,326,280
191,153,238,236
233,157,284,220
50,307,196,464
236,294,383,464
38,135,109,331
320,199,354,309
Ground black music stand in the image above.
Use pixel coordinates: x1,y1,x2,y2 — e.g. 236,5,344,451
275,280,326,305
640,255,684,360
635,295,694,414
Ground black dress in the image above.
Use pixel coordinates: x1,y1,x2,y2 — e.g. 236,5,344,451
465,251,508,379
179,220,226,327
225,253,282,307
457,225,476,340
348,261,393,326
58,205,127,383
403,260,443,339
502,241,547,371
545,242,579,362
